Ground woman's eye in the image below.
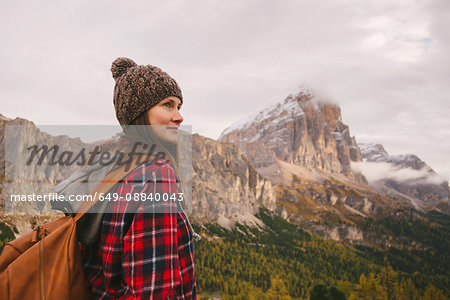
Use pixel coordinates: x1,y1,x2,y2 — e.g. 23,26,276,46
163,102,172,108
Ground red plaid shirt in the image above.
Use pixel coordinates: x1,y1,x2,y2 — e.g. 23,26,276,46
79,159,196,299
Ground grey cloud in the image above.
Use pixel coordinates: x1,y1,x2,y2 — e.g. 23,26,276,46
351,161,447,185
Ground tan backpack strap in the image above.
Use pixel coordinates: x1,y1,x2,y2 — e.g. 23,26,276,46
74,156,153,222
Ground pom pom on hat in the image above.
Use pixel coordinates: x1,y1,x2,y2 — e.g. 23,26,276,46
111,57,138,80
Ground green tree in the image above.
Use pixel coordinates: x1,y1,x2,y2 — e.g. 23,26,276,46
399,278,419,300
337,281,353,298
350,273,383,300
310,284,347,300
310,284,329,300
328,286,347,300
423,284,446,300
379,258,400,300
264,277,291,300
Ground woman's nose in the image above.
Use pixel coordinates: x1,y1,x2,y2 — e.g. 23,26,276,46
173,109,184,124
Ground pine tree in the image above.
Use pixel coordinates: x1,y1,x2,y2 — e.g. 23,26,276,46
350,273,383,300
310,284,329,300
379,258,399,300
423,284,446,300
264,277,291,300
328,286,347,300
337,280,353,298
399,278,419,300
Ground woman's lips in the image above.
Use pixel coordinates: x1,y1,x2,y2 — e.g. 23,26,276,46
167,126,178,133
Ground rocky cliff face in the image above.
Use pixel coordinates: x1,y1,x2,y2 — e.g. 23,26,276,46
1,100,448,248
191,134,276,228
0,114,90,214
214,87,448,247
0,115,277,234
357,143,449,212
219,88,365,183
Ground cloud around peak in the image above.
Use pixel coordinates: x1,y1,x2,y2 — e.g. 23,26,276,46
351,161,447,186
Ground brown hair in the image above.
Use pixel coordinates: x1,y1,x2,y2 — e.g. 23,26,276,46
110,113,180,174
83,111,181,176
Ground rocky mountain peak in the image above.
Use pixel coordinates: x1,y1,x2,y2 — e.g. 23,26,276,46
359,143,389,161
359,143,431,171
356,143,448,211
219,87,364,182
296,86,315,102
0,114,11,122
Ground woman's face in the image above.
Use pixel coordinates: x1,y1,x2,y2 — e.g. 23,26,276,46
147,96,184,144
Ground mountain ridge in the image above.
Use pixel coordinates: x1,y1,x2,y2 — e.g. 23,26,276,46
218,87,448,214
1,98,449,297
0,87,448,245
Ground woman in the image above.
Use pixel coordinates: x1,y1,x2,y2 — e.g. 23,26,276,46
78,57,198,299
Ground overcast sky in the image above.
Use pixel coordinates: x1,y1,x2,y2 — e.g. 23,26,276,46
1,0,449,181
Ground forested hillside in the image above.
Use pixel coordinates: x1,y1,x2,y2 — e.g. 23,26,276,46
194,209,449,299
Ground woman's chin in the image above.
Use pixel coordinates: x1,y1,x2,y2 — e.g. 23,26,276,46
162,132,178,144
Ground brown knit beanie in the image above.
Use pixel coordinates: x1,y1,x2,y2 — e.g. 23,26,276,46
111,57,183,126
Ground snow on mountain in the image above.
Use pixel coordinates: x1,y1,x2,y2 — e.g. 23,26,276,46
219,87,312,139
358,143,435,174
358,143,388,162
219,84,448,212
219,86,365,182
354,143,448,210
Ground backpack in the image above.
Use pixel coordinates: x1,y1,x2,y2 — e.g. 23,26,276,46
0,157,146,300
